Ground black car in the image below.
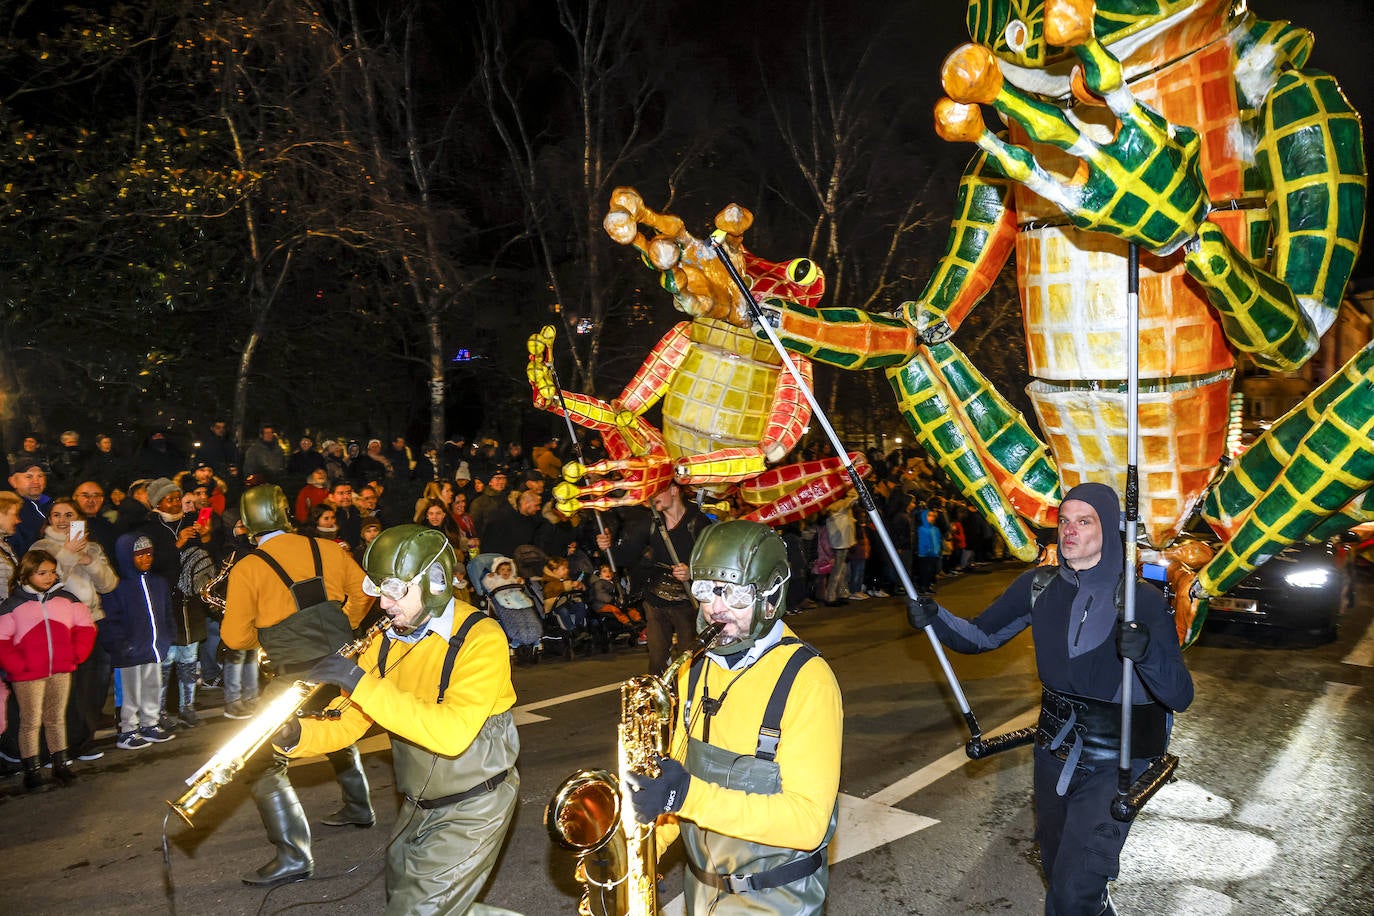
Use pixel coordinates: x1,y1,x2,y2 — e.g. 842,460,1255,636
1165,536,1346,643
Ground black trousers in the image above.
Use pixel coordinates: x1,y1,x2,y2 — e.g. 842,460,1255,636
1033,745,1144,916
66,641,111,753
643,598,697,676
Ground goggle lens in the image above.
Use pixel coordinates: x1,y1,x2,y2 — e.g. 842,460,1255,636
362,575,415,601
690,579,756,610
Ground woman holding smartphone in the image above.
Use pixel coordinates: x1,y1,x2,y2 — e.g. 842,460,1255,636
31,497,118,759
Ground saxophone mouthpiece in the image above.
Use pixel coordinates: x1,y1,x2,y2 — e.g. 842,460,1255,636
700,622,725,648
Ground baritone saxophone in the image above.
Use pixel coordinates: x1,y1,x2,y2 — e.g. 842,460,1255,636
167,619,389,827
545,622,723,916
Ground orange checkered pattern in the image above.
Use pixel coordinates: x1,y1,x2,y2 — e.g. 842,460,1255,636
1030,372,1232,546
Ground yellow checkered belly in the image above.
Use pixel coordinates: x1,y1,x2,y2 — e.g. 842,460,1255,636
663,318,781,459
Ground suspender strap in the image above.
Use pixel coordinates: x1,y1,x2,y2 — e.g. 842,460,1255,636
250,538,325,591
687,846,826,894
437,611,487,704
377,635,392,677
685,636,803,728
756,644,818,761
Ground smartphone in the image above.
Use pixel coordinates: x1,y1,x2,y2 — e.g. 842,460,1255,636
68,519,86,542
196,508,214,528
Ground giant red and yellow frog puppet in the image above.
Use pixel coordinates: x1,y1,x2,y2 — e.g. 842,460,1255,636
527,188,868,526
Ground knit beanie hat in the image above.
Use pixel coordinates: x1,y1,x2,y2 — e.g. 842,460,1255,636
146,477,179,507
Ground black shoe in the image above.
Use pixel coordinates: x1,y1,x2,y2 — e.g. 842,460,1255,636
51,751,76,787
22,756,44,792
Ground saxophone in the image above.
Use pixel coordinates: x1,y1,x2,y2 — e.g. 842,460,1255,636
197,550,235,611
167,619,390,827
546,622,723,916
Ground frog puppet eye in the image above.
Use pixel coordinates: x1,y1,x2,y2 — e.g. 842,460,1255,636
785,258,821,288
1004,19,1029,54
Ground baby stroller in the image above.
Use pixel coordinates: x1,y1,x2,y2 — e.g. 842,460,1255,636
587,568,644,652
467,552,558,665
529,574,609,657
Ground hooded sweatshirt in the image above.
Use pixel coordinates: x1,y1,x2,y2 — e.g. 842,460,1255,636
928,482,1192,713
99,532,174,668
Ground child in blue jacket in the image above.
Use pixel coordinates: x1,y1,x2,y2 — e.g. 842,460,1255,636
99,534,176,750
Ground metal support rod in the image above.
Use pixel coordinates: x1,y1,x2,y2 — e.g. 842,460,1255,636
707,234,985,742
1118,242,1141,798
547,345,617,574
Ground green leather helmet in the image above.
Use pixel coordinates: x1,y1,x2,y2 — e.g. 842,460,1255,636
689,520,790,655
362,524,457,618
240,484,294,540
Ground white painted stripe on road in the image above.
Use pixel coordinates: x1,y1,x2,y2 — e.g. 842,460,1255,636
512,681,623,725
1236,681,1358,829
662,792,939,916
1341,617,1374,667
664,709,1040,913
868,706,1039,807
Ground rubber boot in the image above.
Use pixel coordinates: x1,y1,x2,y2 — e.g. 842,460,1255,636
321,745,374,828
51,750,76,787
242,787,314,886
22,756,44,792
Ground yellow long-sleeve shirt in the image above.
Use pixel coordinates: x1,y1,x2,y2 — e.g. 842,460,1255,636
287,609,516,765
663,624,843,852
222,532,372,650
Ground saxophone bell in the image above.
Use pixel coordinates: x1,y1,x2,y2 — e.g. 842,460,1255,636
544,622,723,916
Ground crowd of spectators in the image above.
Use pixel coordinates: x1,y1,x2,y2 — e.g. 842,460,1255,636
0,420,1004,786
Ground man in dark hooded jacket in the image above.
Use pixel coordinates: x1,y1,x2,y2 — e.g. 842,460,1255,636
907,481,1192,916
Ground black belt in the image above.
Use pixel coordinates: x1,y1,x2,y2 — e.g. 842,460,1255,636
408,769,509,810
687,847,825,895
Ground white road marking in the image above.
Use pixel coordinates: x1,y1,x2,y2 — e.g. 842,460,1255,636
1341,616,1374,666
290,682,629,764
868,706,1039,806
664,708,1039,913
511,681,623,725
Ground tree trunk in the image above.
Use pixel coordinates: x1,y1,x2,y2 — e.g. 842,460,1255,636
428,305,445,449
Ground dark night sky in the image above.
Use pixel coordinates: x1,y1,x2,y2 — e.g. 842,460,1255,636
696,0,1374,276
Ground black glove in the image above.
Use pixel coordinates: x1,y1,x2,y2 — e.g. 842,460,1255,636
273,716,301,750
906,595,940,630
1117,621,1150,661
309,655,365,692
624,756,691,824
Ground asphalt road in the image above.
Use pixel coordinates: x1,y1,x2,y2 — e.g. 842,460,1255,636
3,561,1371,915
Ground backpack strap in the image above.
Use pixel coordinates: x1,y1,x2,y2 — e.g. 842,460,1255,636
437,611,488,704
756,643,820,761
1028,565,1058,610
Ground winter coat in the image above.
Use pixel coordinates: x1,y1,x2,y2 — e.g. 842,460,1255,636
99,532,174,667
825,502,857,551
0,584,96,682
30,528,119,622
916,515,944,558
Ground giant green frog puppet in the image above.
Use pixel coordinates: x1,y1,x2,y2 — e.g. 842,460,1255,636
761,0,1368,642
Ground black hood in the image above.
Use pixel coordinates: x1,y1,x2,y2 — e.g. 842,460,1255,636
1058,481,1123,578
1057,481,1125,658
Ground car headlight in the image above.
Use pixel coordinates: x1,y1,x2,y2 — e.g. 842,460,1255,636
1284,567,1333,589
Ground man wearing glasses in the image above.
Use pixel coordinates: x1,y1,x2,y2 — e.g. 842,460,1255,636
221,484,376,887
625,520,844,914
276,525,520,915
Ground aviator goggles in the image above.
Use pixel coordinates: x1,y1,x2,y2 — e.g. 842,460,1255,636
362,572,421,602
690,579,757,611
362,543,448,602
